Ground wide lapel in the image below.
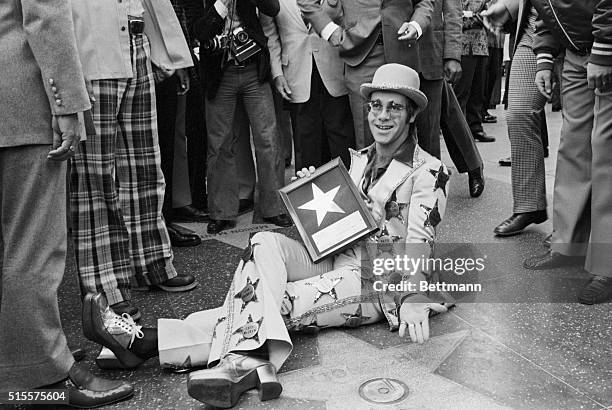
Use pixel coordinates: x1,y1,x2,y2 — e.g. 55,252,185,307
367,146,426,219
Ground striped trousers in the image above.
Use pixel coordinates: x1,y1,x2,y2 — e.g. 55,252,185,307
69,34,176,306
507,44,548,213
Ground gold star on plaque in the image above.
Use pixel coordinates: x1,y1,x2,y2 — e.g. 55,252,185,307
305,275,343,303
298,182,345,226
234,277,259,312
233,314,264,345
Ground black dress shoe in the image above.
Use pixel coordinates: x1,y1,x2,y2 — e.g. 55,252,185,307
263,214,293,227
482,113,497,123
167,223,201,247
207,219,236,234
157,273,198,292
45,363,133,408
238,198,254,215
578,275,612,304
499,156,511,166
523,250,585,270
473,131,496,142
172,204,209,222
468,167,485,198
493,210,547,237
110,300,141,321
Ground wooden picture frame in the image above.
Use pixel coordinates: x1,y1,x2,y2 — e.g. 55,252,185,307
279,158,378,262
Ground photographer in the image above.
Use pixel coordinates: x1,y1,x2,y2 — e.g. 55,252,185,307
184,0,292,234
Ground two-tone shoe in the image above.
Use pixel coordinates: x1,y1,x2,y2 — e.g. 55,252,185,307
187,353,282,408
82,293,145,369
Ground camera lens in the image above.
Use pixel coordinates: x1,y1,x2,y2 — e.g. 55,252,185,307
235,31,249,43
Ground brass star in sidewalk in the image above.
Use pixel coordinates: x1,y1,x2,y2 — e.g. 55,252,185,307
276,330,506,409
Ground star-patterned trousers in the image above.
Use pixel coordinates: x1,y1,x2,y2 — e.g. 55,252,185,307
158,231,384,371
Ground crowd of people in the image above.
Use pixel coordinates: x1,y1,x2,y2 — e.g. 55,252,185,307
1,0,610,408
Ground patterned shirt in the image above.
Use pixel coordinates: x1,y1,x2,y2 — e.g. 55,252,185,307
461,0,488,56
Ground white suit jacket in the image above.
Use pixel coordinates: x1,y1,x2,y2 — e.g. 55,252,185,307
260,0,347,103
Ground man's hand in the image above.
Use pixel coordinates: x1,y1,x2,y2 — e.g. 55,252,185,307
535,69,553,99
480,2,511,34
397,22,418,45
176,68,190,95
398,296,448,343
291,166,316,181
587,62,612,91
444,59,462,84
274,75,293,101
48,113,82,161
328,27,342,47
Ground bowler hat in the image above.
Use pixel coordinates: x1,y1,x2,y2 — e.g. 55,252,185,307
360,64,428,114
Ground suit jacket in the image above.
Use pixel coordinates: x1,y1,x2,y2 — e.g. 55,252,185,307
0,0,90,148
183,0,280,99
418,0,463,80
260,0,347,103
348,141,449,328
298,0,434,68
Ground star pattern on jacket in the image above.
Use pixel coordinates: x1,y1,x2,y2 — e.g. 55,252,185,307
429,165,449,197
421,199,441,228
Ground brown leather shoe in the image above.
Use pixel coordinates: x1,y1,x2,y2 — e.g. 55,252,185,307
82,293,145,369
187,353,282,408
45,363,133,408
523,250,585,270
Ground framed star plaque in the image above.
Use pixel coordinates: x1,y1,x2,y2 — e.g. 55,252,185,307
279,158,378,262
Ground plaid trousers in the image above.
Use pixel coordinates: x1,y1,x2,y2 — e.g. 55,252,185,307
70,34,177,305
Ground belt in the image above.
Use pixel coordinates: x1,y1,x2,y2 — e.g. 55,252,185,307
128,18,145,35
228,56,256,68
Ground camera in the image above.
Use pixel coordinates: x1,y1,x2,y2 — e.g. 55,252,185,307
229,27,261,62
202,34,230,54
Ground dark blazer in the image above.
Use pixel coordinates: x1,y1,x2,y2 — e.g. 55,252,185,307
183,0,279,99
299,0,434,68
418,0,462,80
